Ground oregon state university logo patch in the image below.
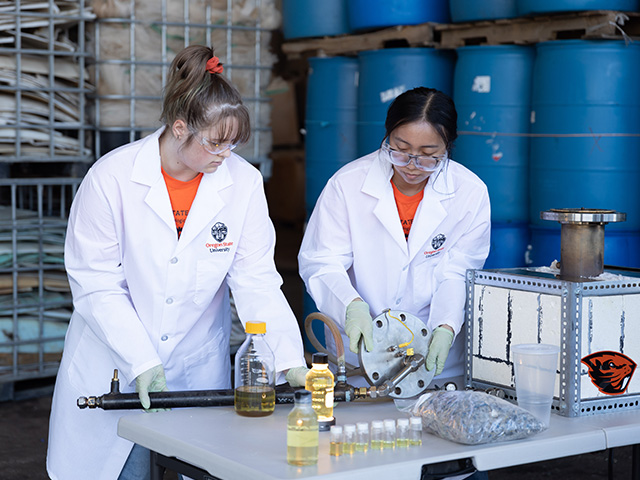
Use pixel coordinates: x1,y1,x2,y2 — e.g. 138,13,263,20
423,233,446,259
211,222,228,241
581,351,637,395
206,222,233,253
431,234,446,250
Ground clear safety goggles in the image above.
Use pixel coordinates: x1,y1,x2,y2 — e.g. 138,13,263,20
193,132,238,156
380,142,448,172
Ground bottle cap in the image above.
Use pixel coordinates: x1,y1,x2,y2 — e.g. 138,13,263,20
311,352,328,365
343,423,356,433
383,419,396,429
371,420,383,430
356,422,369,432
245,321,266,334
410,416,422,427
330,425,343,434
397,417,409,427
294,390,312,402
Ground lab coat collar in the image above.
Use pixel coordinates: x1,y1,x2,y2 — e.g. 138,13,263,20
362,150,456,259
129,126,234,252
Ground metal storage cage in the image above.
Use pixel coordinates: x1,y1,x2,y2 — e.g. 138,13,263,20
0,1,95,176
0,1,280,397
91,0,279,177
0,178,81,399
0,1,92,398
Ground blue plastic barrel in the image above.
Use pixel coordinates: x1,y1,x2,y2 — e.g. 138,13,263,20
305,57,358,216
529,40,640,230
347,0,450,31
517,0,639,15
450,0,518,22
484,222,531,269
356,48,455,157
282,0,350,39
529,225,640,269
454,45,535,223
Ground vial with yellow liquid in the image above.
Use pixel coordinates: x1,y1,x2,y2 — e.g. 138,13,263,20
329,425,343,456
287,390,319,466
305,352,335,430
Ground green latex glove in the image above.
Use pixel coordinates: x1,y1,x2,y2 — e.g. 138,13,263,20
425,326,454,376
285,366,310,387
345,300,374,354
136,364,169,412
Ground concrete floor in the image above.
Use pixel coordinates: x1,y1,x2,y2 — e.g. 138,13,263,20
0,222,636,479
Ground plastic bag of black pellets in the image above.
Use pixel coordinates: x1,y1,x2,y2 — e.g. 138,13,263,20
405,390,546,445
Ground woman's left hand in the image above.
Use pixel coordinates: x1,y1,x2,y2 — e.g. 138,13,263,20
425,326,454,376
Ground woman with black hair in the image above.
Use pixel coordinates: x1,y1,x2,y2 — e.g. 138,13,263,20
299,87,491,386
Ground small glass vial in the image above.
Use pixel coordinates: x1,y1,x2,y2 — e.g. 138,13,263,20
409,416,423,446
382,419,396,449
396,418,410,448
343,424,356,455
306,353,335,431
329,425,343,456
287,390,319,466
370,420,384,451
355,422,369,453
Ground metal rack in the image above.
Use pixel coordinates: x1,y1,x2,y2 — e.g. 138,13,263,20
0,178,80,397
91,0,277,177
0,1,280,396
0,1,94,174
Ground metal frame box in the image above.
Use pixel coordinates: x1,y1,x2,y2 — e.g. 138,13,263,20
465,267,640,417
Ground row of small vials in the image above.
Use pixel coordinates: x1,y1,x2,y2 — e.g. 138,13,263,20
329,417,423,455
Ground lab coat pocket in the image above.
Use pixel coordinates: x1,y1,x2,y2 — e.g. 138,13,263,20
183,327,231,389
194,259,226,305
412,255,437,307
67,322,116,393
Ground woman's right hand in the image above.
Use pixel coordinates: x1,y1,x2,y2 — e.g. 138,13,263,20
345,300,374,354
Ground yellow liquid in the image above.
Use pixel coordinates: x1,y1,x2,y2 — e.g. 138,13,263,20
343,442,356,455
396,439,410,448
329,442,342,456
382,440,395,449
234,385,275,417
287,429,318,466
306,367,334,420
409,439,422,446
355,442,368,453
371,439,383,450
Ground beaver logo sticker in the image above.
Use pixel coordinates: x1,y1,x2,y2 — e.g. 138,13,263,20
207,222,233,253
424,233,446,259
581,351,637,395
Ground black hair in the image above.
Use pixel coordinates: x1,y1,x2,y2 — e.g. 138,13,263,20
383,87,457,155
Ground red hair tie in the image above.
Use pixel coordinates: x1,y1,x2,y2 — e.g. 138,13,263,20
206,56,224,74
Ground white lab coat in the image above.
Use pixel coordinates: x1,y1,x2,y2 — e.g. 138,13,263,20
298,150,490,383
47,127,305,480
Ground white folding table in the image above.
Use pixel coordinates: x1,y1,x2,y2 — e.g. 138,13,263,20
117,399,640,480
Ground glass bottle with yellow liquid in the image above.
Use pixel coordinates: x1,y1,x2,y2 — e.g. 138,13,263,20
234,321,275,417
287,390,318,466
305,352,335,431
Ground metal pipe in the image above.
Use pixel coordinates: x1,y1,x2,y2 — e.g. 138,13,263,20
78,369,370,410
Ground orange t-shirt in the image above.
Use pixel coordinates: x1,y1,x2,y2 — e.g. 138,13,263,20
391,180,424,240
162,168,203,238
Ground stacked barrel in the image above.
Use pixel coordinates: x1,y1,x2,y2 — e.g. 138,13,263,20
283,0,640,283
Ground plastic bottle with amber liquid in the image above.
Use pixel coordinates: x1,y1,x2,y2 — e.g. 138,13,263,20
305,352,335,431
234,321,275,417
287,390,319,466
